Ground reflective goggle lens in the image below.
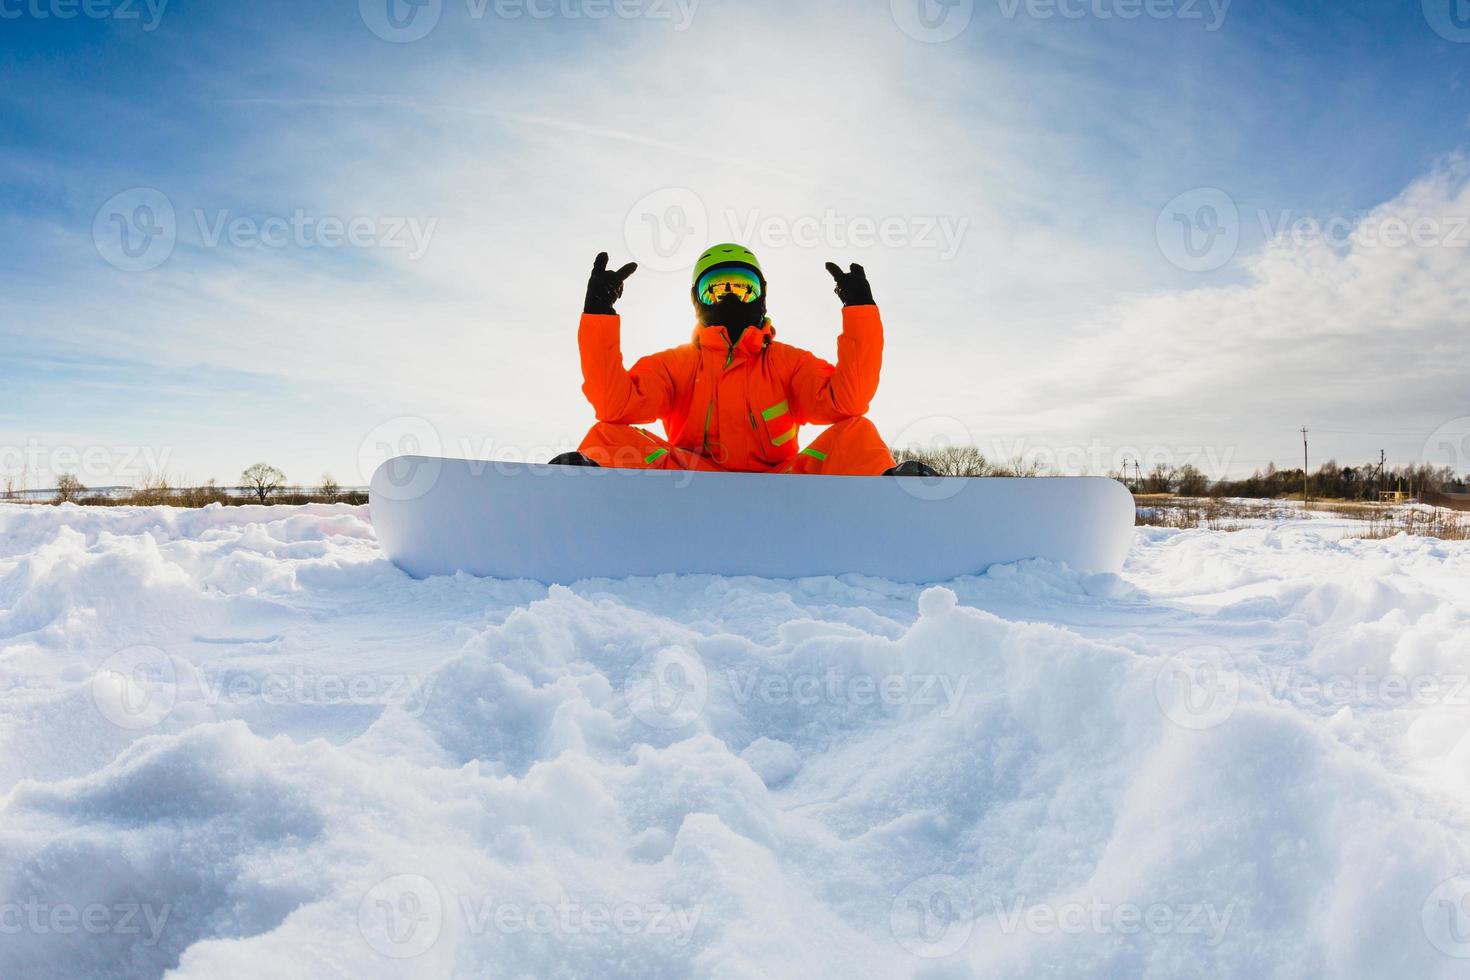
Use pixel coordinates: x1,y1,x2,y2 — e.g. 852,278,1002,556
698,268,763,305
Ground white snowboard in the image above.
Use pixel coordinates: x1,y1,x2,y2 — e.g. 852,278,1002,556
370,457,1136,583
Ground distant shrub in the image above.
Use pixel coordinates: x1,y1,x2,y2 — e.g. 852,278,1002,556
53,473,86,504
241,463,287,503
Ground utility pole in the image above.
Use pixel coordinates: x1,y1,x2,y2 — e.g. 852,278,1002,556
1378,449,1386,502
1301,427,1310,508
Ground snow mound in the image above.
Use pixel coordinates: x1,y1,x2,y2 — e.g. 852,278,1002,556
2,503,1470,978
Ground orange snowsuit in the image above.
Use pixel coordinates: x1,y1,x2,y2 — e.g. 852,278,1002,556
577,306,896,475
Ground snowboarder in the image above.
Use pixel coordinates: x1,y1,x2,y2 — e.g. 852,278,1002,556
552,244,936,477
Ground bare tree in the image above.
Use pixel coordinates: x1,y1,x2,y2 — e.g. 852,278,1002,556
1143,463,1175,495
53,473,86,504
1175,464,1210,497
319,474,341,502
998,453,1049,478
241,463,286,503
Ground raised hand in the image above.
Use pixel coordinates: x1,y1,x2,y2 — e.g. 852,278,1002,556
584,252,639,315
824,262,876,308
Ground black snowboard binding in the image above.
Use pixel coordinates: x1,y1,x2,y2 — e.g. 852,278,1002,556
549,452,601,468
884,460,941,478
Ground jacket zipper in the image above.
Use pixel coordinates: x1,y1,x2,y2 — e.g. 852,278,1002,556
702,343,737,457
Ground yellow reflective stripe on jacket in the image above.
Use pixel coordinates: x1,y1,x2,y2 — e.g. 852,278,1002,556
761,400,790,422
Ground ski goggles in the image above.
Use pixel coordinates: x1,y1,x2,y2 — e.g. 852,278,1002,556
697,266,763,305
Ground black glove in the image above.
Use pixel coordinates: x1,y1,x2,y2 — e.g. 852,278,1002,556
824,262,876,307
584,252,639,315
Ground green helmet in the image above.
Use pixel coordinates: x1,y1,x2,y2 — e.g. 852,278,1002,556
693,243,763,285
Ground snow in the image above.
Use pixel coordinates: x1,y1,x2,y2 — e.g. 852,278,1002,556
2,501,1470,978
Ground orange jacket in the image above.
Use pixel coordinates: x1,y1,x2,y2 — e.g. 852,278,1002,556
579,306,885,471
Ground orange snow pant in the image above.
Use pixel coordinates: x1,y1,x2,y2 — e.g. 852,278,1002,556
578,417,896,476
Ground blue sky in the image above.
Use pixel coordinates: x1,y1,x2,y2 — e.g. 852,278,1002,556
3,0,1468,487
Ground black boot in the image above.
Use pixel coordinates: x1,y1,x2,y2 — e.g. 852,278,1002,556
884,460,940,478
549,452,600,468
